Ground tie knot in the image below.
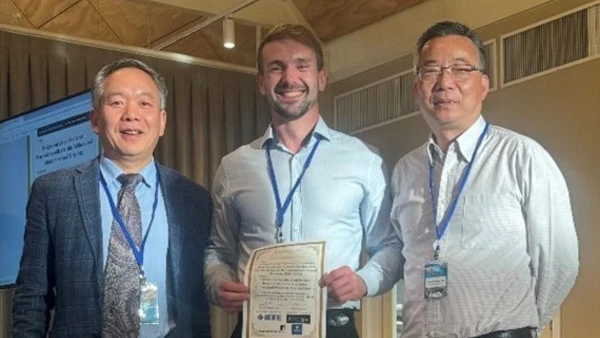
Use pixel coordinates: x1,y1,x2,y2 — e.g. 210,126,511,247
117,173,143,188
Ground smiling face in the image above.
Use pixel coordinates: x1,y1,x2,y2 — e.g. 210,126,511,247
91,67,166,172
257,39,327,123
414,35,489,136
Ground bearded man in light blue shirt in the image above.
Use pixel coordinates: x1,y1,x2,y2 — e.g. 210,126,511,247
204,23,404,338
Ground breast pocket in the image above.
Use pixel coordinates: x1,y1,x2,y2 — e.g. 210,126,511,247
461,194,525,251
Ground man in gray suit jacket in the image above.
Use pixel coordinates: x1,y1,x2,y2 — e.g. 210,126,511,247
12,58,211,338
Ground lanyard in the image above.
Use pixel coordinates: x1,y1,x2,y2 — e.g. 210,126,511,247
99,166,160,276
429,122,489,258
266,136,322,243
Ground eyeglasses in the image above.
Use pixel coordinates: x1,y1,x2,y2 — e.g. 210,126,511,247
416,64,484,82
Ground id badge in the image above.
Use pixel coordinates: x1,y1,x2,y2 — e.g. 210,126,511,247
424,260,448,300
139,280,159,325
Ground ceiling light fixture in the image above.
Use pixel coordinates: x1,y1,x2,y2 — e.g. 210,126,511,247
223,17,235,49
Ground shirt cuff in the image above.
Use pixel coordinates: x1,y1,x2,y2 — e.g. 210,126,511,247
356,266,381,297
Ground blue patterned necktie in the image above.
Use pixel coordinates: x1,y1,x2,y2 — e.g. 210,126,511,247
103,173,143,338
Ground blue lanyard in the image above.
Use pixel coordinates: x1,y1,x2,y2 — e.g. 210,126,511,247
99,166,160,276
266,136,322,243
429,122,489,258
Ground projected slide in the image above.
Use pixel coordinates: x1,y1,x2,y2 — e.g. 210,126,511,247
0,91,99,287
31,112,98,183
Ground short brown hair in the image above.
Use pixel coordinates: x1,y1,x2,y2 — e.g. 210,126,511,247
257,24,324,73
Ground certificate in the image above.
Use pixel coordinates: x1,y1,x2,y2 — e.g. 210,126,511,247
242,241,326,338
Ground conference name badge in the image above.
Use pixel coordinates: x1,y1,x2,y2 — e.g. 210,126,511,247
139,280,159,325
424,260,448,300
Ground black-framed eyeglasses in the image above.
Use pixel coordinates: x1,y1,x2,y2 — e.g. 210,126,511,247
416,64,484,82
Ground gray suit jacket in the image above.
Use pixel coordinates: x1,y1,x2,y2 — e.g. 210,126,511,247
12,158,212,338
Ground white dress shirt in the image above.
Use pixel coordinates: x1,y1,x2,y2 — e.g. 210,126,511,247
391,116,579,338
205,117,403,310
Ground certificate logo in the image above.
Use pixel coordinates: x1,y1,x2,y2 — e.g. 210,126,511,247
291,324,303,335
262,314,281,321
286,314,311,324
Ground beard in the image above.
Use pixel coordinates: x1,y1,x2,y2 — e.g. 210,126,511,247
269,82,317,121
271,98,315,121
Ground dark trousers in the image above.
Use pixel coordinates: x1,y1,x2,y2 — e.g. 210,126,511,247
230,309,358,338
473,327,535,338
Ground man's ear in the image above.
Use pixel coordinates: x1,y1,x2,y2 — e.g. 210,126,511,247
159,110,167,137
257,73,267,96
480,74,490,101
90,109,100,135
318,68,328,92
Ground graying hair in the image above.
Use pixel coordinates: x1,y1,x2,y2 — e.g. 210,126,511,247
92,58,168,111
414,21,487,72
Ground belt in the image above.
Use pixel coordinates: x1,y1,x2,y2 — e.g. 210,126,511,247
473,327,534,338
326,308,355,327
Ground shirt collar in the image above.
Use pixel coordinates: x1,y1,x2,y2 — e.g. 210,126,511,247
455,115,487,163
426,138,442,166
259,115,332,150
426,115,487,165
99,155,155,189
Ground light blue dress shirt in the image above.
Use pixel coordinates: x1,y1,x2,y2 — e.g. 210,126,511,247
205,117,404,310
99,156,169,337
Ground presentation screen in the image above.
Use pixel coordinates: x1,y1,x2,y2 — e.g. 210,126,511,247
0,91,99,287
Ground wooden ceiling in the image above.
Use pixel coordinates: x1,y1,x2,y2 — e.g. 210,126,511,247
0,0,428,69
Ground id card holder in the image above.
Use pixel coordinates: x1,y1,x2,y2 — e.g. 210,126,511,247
139,280,159,325
424,260,448,300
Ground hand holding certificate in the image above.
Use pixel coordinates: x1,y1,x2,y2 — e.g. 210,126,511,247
242,241,327,338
